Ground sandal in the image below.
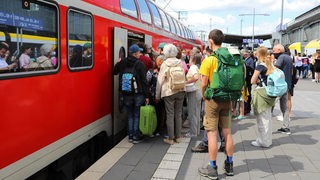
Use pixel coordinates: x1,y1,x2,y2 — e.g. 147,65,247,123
163,138,174,145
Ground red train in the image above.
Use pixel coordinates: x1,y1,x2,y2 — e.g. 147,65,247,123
0,0,203,179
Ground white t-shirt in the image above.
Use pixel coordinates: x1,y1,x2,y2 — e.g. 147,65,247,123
185,64,200,92
0,58,8,68
295,56,302,67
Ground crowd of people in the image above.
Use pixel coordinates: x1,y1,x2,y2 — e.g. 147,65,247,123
112,29,320,179
0,42,59,72
293,50,320,83
0,41,94,73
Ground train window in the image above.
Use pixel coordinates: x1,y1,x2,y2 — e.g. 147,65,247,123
136,0,152,24
180,25,185,38
187,29,192,39
173,19,181,36
148,2,162,28
189,30,194,40
120,0,138,19
0,0,59,76
67,9,93,70
191,30,195,39
185,28,189,39
181,26,187,38
178,23,185,38
167,15,176,34
158,9,170,32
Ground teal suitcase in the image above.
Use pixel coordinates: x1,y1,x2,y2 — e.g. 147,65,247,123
139,105,157,136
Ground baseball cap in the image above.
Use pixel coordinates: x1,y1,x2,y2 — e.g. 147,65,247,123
83,42,92,49
129,44,143,54
158,42,166,49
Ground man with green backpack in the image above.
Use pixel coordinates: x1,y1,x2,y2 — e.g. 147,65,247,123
198,29,245,179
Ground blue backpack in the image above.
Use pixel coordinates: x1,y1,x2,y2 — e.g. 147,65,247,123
121,60,139,95
261,66,288,97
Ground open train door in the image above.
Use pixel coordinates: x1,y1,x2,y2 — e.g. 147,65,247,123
113,27,128,142
144,34,152,48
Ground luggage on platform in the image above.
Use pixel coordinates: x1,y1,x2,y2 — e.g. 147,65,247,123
139,105,157,136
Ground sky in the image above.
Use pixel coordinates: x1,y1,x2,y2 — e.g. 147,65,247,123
154,0,320,38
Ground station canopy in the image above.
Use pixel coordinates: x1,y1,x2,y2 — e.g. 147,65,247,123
305,39,320,49
289,42,301,54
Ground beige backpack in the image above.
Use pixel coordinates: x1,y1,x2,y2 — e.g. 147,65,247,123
166,62,185,91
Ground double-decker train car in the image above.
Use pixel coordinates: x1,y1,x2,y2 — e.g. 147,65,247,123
0,0,204,179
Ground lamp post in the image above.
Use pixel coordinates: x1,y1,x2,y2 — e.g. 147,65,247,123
280,0,284,44
239,8,269,50
240,18,243,35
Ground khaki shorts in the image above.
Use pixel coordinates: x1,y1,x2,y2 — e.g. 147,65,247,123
203,99,232,131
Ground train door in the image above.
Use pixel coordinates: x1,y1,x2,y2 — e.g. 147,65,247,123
113,27,128,141
144,34,152,48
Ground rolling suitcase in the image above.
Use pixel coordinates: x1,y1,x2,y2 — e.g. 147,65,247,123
139,105,157,136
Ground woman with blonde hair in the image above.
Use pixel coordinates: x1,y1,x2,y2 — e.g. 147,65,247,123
250,46,276,147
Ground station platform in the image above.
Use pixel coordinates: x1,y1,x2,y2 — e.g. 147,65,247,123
77,79,320,180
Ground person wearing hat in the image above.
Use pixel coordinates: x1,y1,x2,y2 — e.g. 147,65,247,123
70,44,83,67
113,44,149,144
157,42,166,60
82,42,92,66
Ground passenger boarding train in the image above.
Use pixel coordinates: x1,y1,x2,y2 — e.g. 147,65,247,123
0,0,203,179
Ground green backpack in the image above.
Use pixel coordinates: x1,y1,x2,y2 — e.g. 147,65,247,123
204,47,245,101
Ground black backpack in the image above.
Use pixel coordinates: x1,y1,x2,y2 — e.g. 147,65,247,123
120,60,139,95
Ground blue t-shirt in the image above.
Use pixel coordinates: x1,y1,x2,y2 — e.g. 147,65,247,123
255,63,268,87
275,53,293,90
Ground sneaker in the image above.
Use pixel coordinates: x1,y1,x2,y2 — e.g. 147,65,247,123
128,135,133,143
251,141,261,147
218,145,225,153
132,136,144,144
278,128,291,135
236,115,245,121
191,143,208,153
224,160,234,176
198,165,218,179
163,138,174,145
276,115,283,121
184,132,197,138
